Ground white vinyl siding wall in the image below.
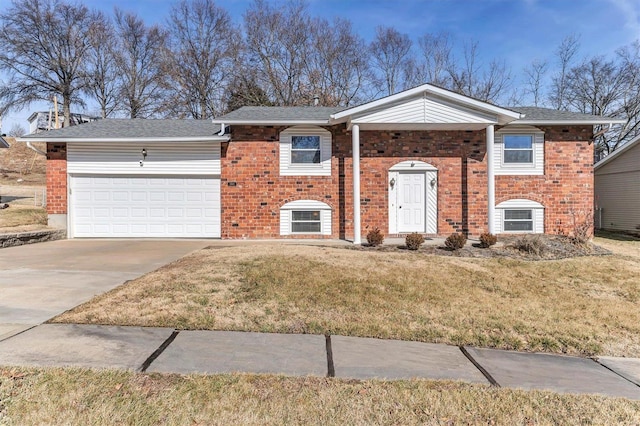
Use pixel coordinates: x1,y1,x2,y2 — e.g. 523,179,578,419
494,127,544,175
67,142,221,175
352,94,495,125
280,200,332,235
495,199,544,233
279,126,332,176
595,141,640,232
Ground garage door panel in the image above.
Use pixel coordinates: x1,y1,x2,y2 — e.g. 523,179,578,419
71,175,220,238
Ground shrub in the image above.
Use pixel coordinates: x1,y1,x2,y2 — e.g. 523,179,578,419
571,210,593,245
405,233,424,250
366,227,384,246
444,232,467,250
513,235,545,256
479,232,497,248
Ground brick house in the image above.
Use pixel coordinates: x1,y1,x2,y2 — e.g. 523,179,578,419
19,84,620,242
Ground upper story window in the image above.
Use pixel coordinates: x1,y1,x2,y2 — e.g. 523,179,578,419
280,126,331,176
494,126,544,176
503,135,533,164
291,136,320,164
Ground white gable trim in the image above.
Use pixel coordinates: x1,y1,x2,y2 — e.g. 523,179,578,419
389,160,437,171
331,84,521,126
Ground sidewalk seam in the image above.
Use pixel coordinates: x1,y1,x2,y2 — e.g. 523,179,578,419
325,334,335,377
593,358,640,388
460,346,500,387
139,330,179,373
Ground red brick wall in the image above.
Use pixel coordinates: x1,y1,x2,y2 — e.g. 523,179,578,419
223,125,593,239
46,143,67,215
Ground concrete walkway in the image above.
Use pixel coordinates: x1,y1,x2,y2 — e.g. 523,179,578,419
0,324,638,400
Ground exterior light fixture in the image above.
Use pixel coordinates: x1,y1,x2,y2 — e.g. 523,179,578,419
142,148,147,159
389,177,396,188
430,177,437,187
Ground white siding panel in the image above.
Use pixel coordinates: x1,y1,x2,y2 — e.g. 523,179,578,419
70,175,220,238
354,95,495,124
597,141,640,175
426,170,438,234
494,128,544,176
279,200,332,236
280,126,332,176
595,170,640,232
67,142,220,175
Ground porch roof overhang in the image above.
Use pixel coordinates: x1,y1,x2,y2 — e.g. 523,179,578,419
329,84,522,131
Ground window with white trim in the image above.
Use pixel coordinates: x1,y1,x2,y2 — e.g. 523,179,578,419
291,210,321,233
495,199,544,234
280,200,332,235
291,136,320,164
495,126,544,175
280,126,331,176
503,135,533,164
503,209,533,231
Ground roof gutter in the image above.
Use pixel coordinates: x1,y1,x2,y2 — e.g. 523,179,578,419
17,135,229,143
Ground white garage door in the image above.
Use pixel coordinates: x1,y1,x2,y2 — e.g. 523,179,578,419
70,175,220,238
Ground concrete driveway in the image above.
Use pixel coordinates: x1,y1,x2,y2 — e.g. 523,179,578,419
0,239,211,340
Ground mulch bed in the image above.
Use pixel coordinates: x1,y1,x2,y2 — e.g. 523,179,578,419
351,235,610,261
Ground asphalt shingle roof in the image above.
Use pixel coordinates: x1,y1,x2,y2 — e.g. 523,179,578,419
510,106,615,122
23,119,223,139
215,106,344,122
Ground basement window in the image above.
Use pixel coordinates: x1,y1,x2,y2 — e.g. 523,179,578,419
291,210,321,233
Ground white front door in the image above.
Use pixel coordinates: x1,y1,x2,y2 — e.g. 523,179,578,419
397,172,426,233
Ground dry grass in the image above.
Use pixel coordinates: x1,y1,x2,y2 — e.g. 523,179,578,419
0,138,46,186
55,237,640,357
0,205,47,232
1,367,639,425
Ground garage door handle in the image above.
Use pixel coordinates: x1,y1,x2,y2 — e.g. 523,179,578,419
399,206,402,209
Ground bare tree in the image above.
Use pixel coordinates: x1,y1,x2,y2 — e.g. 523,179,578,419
165,0,241,119
244,0,311,106
0,0,101,126
523,59,548,107
7,123,26,137
114,9,169,118
548,34,580,110
417,32,453,87
369,26,414,96
615,40,640,146
306,17,371,106
448,40,512,103
224,71,272,112
85,12,119,118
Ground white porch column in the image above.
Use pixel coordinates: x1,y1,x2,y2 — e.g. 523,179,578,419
486,125,496,234
352,124,361,244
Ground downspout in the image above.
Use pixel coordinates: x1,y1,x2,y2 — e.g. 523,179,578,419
217,123,226,136
592,123,612,142
26,141,47,156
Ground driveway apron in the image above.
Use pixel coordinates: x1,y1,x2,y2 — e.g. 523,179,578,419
0,239,210,340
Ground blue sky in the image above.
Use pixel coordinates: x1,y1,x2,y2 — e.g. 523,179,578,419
1,0,639,133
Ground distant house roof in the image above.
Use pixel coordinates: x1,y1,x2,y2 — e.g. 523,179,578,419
18,119,227,143
595,134,640,170
0,136,9,148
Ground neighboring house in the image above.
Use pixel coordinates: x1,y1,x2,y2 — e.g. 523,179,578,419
0,136,8,148
28,111,98,134
17,84,621,241
594,135,640,233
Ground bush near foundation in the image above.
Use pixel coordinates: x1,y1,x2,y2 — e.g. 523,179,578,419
405,233,424,250
366,227,384,246
479,233,497,248
445,232,467,250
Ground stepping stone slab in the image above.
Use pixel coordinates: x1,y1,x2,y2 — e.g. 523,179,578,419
147,330,327,376
597,357,640,387
331,335,488,383
464,346,640,400
0,324,173,371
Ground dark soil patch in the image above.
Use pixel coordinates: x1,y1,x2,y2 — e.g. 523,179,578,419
352,235,610,260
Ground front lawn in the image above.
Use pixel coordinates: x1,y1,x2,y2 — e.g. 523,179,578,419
0,205,47,233
53,237,640,357
1,368,639,425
